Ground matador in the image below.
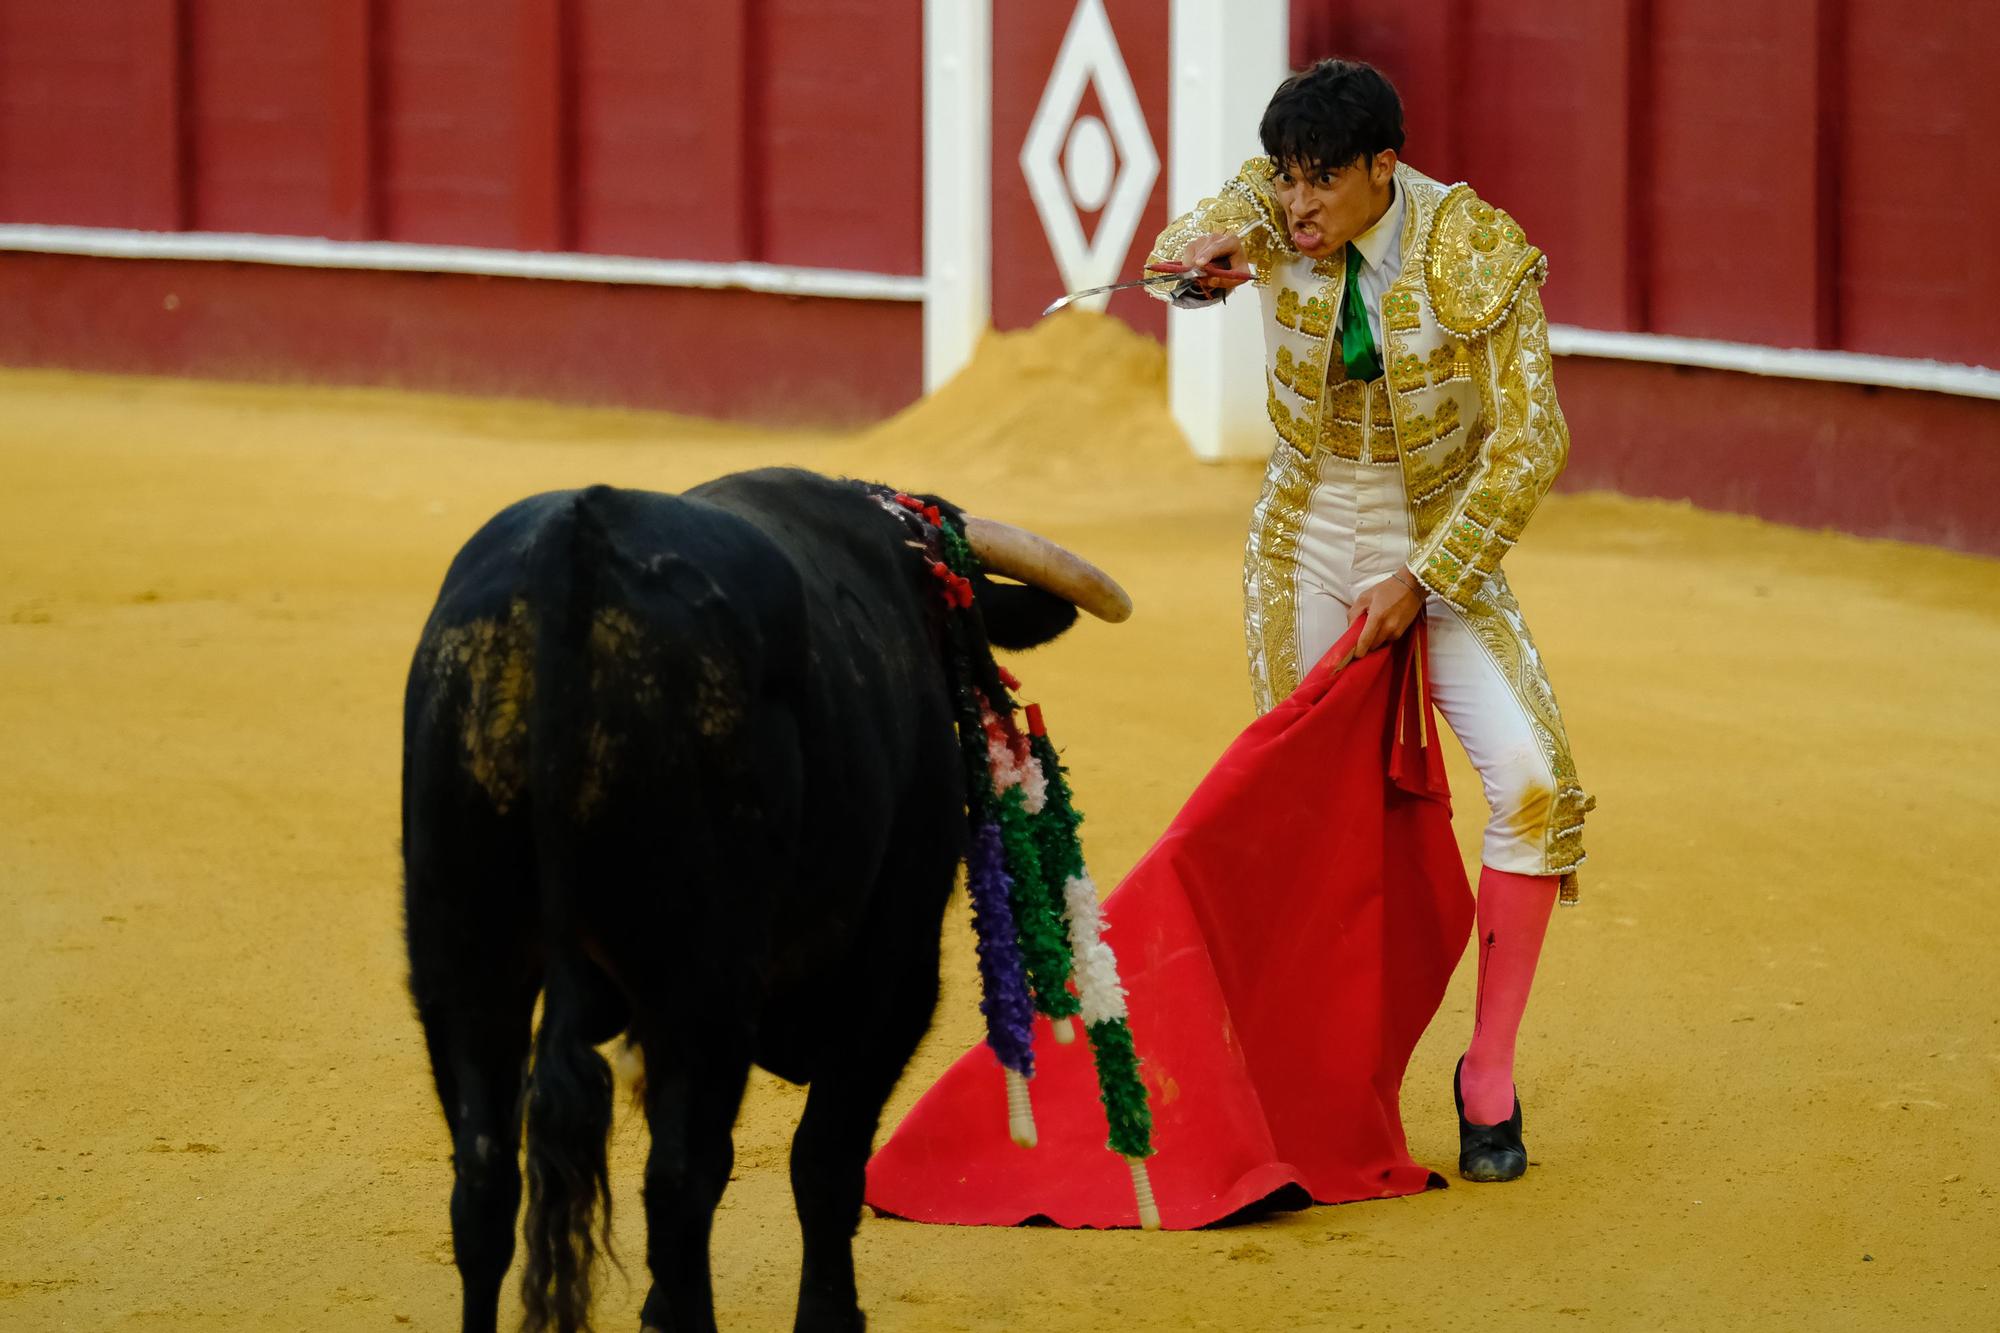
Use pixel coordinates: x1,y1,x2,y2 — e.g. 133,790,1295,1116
1149,57,1594,1183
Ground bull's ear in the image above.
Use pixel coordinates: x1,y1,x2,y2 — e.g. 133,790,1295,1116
978,578,1080,650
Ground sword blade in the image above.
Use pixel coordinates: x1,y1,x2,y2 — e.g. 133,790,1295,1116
1040,272,1185,318
1040,217,1274,318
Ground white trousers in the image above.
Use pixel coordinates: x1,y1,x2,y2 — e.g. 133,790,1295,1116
1293,456,1565,878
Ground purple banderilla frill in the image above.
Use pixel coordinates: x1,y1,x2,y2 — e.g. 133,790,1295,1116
966,818,1037,1078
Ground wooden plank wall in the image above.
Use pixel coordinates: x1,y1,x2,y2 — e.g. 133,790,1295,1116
1291,0,2000,366
0,0,924,275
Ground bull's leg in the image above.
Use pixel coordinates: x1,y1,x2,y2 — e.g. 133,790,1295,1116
789,955,940,1333
635,1027,751,1333
416,986,538,1333
404,722,542,1333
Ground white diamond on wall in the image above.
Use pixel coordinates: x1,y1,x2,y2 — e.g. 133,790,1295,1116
1020,0,1159,312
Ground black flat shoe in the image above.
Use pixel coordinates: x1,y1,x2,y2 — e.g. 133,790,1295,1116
1454,1056,1527,1182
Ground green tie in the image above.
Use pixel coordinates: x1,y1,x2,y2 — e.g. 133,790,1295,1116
1336,242,1383,382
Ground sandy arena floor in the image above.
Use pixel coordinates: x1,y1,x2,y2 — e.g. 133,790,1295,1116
3,315,1997,1330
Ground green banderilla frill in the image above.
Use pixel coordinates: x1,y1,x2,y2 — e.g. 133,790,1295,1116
1085,1017,1154,1160
1028,731,1087,885
996,784,1080,1021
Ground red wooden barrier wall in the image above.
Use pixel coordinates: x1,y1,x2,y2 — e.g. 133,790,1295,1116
0,0,925,421
7,1,1997,366
0,4,185,231
1291,0,2000,368
0,0,923,274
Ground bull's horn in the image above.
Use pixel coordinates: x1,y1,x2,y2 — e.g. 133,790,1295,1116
963,516,1134,624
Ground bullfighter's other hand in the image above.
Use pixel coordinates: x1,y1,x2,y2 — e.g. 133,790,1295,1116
1178,231,1244,292
1349,570,1423,656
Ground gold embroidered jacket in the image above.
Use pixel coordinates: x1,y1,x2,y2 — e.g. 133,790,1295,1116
1151,160,1593,892
1149,159,1570,613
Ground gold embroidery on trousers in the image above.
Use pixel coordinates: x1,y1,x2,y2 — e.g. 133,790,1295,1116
1456,573,1593,881
1242,438,1316,712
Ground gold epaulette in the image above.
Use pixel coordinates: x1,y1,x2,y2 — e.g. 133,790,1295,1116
1423,184,1546,337
1149,157,1288,277
1228,157,1285,221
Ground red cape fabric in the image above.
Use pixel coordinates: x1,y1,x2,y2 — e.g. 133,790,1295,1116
865,618,1476,1229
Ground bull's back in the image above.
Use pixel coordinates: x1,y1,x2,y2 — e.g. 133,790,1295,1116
686,469,942,738
403,485,805,825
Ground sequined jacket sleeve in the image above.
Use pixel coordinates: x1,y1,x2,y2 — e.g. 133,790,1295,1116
1407,189,1570,610
1145,157,1287,309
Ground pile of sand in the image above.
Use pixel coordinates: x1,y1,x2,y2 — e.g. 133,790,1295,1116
859,312,1217,517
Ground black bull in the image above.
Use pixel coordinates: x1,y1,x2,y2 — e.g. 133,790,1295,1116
401,468,1086,1332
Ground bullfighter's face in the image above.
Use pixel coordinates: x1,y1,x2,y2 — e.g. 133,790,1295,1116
1274,150,1397,260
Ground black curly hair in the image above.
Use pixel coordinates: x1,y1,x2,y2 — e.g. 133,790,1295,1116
1259,58,1405,175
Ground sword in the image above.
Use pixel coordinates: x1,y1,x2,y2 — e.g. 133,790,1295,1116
1040,217,1272,317
1040,260,1252,318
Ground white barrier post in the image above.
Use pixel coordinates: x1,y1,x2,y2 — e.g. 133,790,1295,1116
923,0,993,394
1167,0,1289,461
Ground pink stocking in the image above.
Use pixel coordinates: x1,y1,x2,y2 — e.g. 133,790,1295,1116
1459,867,1560,1125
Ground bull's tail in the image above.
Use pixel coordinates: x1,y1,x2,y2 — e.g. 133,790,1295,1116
519,956,616,1333
519,489,619,1333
